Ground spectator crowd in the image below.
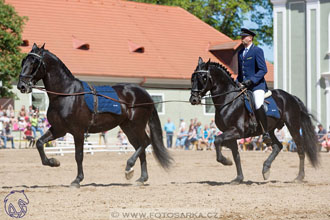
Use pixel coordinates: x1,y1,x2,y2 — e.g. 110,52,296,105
1,104,330,153
163,118,330,153
0,105,50,149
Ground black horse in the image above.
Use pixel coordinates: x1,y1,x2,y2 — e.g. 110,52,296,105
17,44,172,187
189,57,319,184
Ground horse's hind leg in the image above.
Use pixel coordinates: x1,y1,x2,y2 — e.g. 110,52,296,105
286,125,305,182
36,127,65,167
262,130,282,180
71,133,85,188
121,123,150,183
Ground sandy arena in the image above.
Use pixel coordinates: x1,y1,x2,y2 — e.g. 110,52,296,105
0,148,330,220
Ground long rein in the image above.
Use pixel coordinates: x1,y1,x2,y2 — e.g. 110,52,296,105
32,86,247,108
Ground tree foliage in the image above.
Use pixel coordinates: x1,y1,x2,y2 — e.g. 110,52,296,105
0,0,27,98
129,0,273,46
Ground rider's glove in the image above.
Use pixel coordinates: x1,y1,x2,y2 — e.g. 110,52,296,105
242,80,253,88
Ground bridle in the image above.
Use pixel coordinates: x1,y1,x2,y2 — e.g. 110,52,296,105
191,68,247,110
191,69,213,97
19,52,45,87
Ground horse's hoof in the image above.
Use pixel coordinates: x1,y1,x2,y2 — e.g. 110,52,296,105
49,158,60,167
70,182,80,189
293,176,305,183
136,181,145,186
136,177,148,185
230,177,243,185
125,168,134,180
217,157,233,166
262,169,270,180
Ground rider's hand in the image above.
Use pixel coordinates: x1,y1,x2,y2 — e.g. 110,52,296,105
242,80,253,88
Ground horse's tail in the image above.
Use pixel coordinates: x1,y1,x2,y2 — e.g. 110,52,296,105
294,96,320,167
148,107,173,170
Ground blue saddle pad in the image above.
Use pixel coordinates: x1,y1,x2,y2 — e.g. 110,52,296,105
244,96,280,119
82,81,121,115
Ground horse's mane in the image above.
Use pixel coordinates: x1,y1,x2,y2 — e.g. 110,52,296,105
43,49,76,80
209,61,237,86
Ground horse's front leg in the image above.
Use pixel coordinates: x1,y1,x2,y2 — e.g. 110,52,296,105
36,128,64,167
214,134,233,166
71,133,85,188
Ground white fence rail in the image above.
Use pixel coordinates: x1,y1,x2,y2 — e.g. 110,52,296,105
45,140,152,156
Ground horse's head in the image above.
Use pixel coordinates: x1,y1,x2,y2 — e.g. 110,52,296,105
189,57,213,105
17,43,46,93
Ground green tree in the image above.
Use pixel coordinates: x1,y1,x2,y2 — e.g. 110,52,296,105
0,0,27,98
129,0,273,46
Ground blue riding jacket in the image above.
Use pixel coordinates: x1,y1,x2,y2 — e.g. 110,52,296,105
237,44,268,91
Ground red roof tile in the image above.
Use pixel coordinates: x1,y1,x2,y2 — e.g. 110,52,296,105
7,0,273,83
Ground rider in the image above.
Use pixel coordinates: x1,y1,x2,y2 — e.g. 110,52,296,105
237,28,272,144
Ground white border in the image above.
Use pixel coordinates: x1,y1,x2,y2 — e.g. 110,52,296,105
149,93,165,115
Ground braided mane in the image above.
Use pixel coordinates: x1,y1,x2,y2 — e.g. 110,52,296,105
209,62,237,86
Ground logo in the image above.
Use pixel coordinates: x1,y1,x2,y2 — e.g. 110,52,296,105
4,190,29,218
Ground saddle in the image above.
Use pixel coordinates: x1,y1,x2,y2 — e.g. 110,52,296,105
244,90,280,132
82,81,122,115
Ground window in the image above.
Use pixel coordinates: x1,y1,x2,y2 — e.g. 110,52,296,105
31,89,49,112
150,94,165,115
203,97,215,115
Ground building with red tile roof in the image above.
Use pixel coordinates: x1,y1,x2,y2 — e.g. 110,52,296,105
7,0,274,129
8,0,273,85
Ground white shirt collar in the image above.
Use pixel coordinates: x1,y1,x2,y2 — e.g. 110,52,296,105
245,43,253,51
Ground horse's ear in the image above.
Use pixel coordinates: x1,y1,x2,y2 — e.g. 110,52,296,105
205,59,211,69
41,43,45,50
198,57,203,66
32,43,38,51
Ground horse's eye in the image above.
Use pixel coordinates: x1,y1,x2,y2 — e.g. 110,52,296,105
203,76,207,81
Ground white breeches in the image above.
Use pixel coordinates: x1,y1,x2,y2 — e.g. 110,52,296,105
253,90,265,109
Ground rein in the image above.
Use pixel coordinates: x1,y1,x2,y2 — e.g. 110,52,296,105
32,86,193,108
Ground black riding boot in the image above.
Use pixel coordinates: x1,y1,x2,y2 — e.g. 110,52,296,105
255,106,272,145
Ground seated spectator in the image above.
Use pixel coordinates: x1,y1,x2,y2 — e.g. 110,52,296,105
208,126,216,150
117,130,128,154
24,124,35,148
4,122,15,149
175,127,188,149
30,113,44,138
321,126,330,152
184,124,197,150
251,135,264,151
199,124,210,151
288,139,297,152
19,105,27,118
317,124,327,144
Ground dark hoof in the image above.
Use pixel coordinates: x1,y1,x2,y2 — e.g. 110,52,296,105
70,181,80,188
125,168,134,180
230,177,243,185
136,177,148,185
217,157,233,166
262,165,270,180
49,158,60,167
263,169,270,180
